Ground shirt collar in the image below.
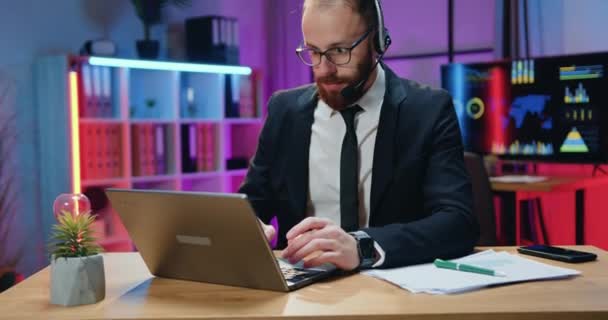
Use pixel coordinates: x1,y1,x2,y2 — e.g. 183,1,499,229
317,65,386,119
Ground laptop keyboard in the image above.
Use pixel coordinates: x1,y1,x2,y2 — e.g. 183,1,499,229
278,260,323,282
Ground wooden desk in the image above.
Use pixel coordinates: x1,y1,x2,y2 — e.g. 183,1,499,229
491,175,608,244
1,247,607,320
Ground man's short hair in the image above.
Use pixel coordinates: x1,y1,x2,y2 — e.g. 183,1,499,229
303,0,379,28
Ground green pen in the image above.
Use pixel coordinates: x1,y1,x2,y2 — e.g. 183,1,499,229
434,259,506,277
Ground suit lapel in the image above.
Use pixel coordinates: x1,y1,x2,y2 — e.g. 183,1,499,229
370,66,408,219
287,86,317,219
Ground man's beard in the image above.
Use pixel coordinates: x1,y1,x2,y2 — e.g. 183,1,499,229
315,54,375,110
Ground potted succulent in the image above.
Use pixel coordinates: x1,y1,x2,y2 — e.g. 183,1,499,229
48,193,105,306
131,0,191,59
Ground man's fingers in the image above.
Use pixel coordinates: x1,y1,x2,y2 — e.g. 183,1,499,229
302,251,339,268
286,238,336,263
286,217,332,240
283,225,344,258
258,218,276,243
282,229,316,258
264,224,276,242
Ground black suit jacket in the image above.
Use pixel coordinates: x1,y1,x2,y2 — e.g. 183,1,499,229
239,65,479,268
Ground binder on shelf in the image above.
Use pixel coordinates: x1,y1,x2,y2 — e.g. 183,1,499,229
224,75,239,118
146,124,156,176
131,124,141,176
101,66,113,118
196,123,205,171
189,124,197,172
87,124,95,179
103,125,112,178
204,124,215,171
79,124,89,180
94,124,104,179
139,124,149,176
181,124,197,173
110,125,121,177
91,65,102,118
145,124,151,176
212,18,220,46
233,20,239,48
80,64,94,118
132,123,151,177
238,74,255,118
221,18,228,46
185,16,239,64
155,124,166,175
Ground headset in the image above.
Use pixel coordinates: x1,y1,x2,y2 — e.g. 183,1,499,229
341,0,392,100
372,0,391,55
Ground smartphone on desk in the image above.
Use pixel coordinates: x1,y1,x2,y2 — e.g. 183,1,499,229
518,245,597,263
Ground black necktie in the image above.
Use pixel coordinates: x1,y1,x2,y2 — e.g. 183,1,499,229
339,105,363,232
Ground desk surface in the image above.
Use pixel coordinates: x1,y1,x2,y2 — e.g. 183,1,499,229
1,246,607,320
491,175,608,192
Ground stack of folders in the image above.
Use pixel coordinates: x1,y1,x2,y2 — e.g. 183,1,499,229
210,16,238,50
131,124,168,177
186,16,239,64
184,74,256,119
80,123,122,180
238,74,257,118
79,63,114,118
363,250,580,294
180,123,216,173
225,74,257,118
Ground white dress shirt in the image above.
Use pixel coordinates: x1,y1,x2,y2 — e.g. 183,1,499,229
307,65,386,266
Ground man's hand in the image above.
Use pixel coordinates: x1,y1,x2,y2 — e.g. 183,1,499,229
280,217,360,270
258,218,276,243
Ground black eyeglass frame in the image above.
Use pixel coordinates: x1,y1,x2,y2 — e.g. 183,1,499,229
295,27,374,66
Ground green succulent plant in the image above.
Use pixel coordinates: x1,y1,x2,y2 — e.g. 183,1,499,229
49,210,102,259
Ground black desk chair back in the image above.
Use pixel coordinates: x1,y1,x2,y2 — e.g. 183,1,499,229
463,152,498,246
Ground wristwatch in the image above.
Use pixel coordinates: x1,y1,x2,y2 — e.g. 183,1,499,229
349,231,377,269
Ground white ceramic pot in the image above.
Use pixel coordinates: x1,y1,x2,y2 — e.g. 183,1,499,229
50,254,105,306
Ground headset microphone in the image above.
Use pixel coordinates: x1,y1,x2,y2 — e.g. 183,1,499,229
340,0,390,101
340,55,383,100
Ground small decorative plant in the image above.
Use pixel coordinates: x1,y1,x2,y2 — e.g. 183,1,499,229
49,209,102,259
131,0,191,59
49,193,105,307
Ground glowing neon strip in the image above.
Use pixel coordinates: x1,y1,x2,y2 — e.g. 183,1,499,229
69,71,82,193
447,64,468,146
489,67,506,154
88,56,252,75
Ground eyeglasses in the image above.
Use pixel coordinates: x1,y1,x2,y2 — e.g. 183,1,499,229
296,28,373,67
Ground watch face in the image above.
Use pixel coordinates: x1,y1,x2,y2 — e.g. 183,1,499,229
359,236,375,260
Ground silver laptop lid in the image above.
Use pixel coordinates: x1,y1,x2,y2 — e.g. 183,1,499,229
105,188,289,292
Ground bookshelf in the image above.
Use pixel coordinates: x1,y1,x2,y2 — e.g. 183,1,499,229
36,55,264,251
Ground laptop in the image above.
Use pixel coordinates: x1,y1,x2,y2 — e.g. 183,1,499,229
105,188,337,291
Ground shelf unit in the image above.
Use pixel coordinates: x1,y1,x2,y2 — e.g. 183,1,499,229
36,55,264,251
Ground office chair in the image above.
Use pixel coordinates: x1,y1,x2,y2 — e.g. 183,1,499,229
463,152,498,246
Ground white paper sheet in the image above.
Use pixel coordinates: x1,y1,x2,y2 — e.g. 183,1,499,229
363,250,580,294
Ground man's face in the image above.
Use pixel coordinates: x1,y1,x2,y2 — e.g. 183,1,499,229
302,3,374,110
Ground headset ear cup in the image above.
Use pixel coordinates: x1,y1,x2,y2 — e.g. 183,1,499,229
383,28,392,51
373,29,390,55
